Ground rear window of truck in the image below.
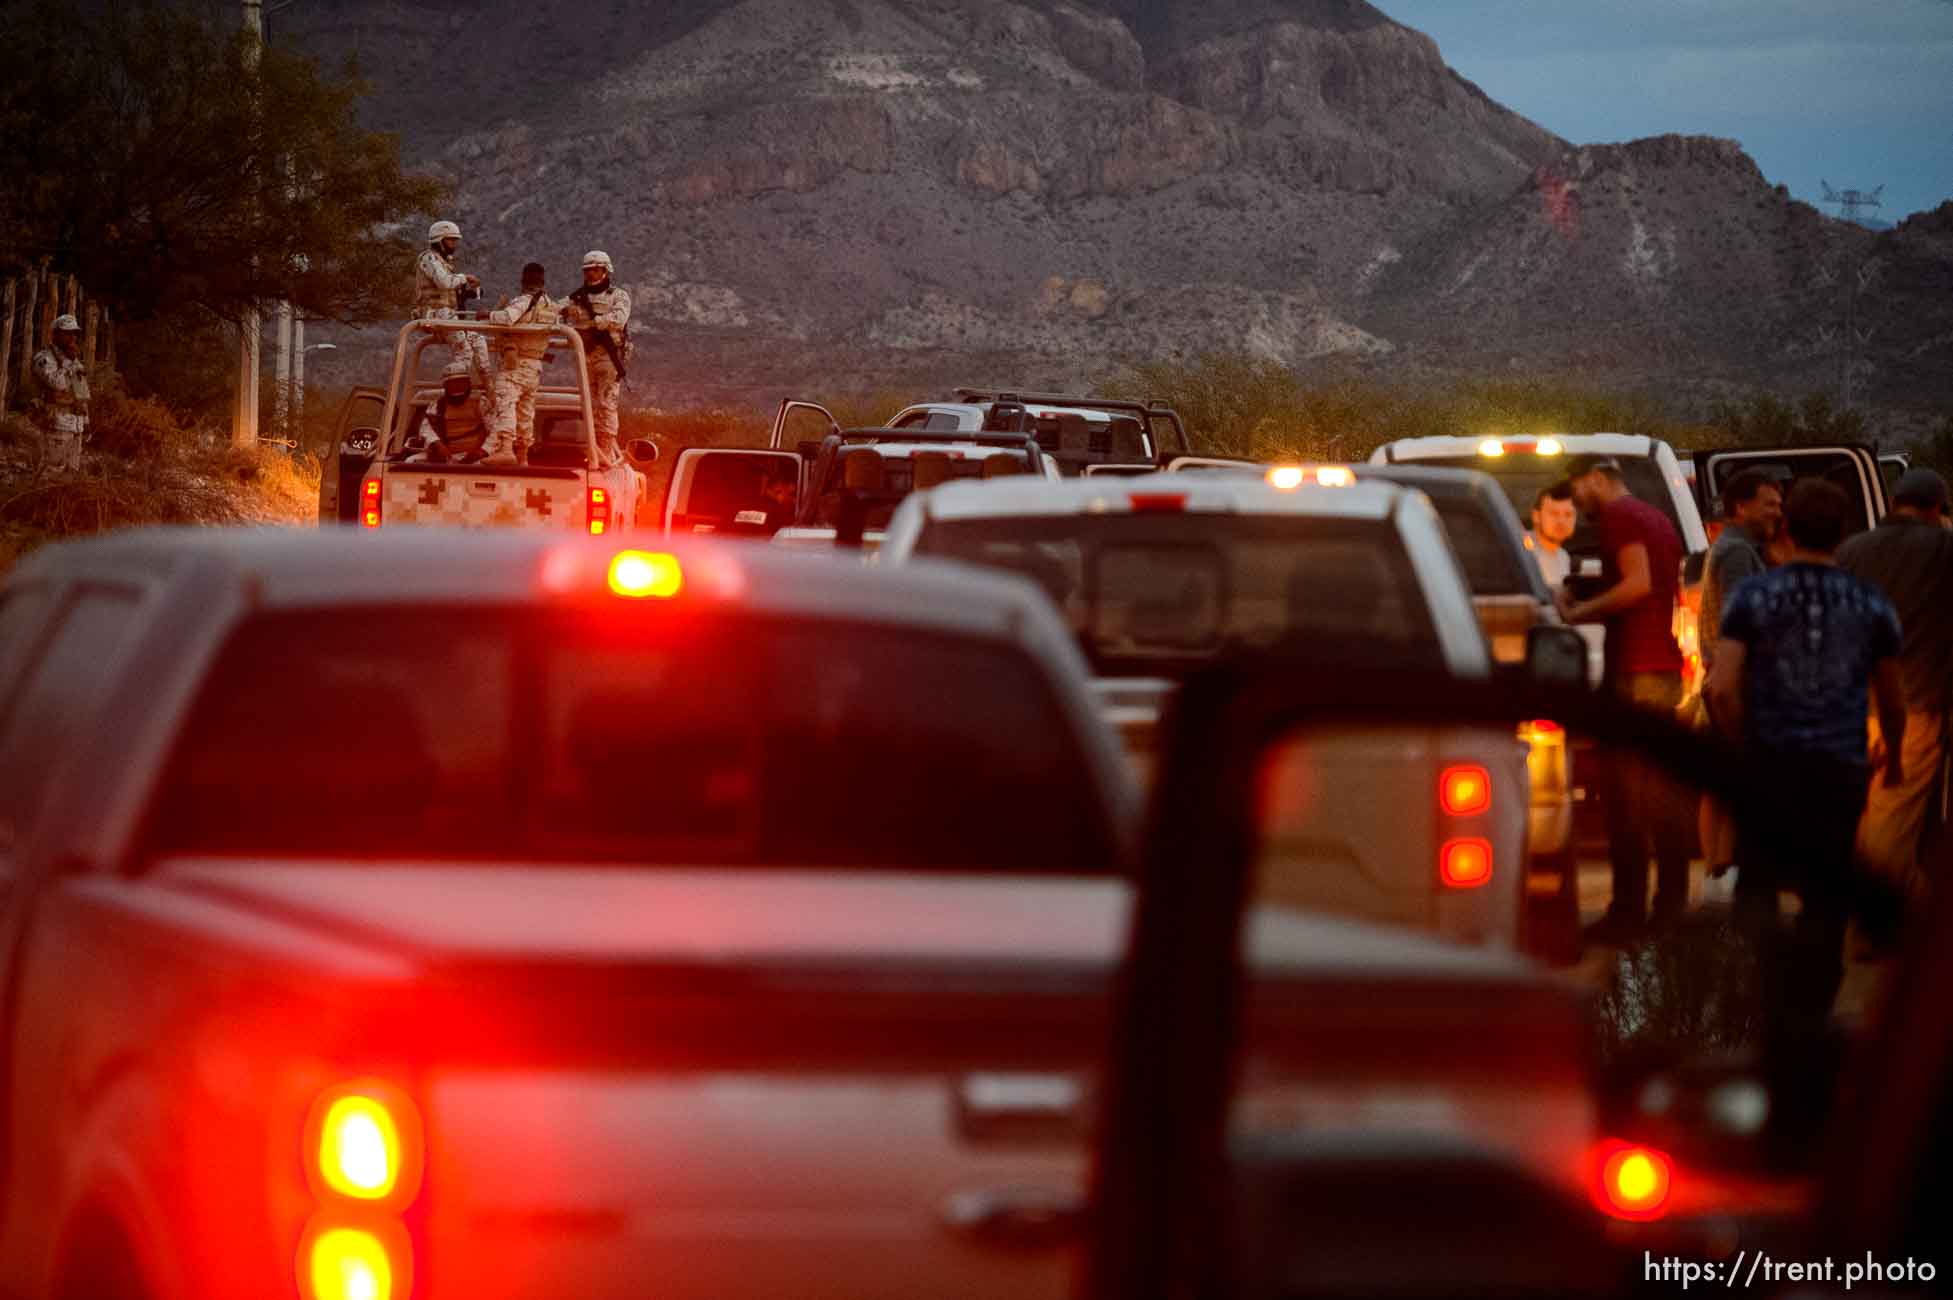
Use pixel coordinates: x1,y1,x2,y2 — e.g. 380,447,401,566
145,609,1114,872
1406,456,1681,559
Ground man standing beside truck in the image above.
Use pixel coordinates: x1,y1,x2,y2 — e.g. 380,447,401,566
30,313,89,473
1559,453,1691,943
562,249,632,464
485,261,558,465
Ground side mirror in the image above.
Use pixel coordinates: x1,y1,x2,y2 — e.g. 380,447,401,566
345,427,381,456
1526,625,1588,689
625,438,659,468
1681,550,1708,586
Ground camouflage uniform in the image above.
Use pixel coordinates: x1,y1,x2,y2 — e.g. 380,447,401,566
562,279,632,462
486,288,559,461
31,341,90,473
414,246,491,388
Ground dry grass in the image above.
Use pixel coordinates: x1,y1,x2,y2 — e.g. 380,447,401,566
0,403,321,575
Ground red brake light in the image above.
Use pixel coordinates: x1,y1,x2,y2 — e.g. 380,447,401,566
1524,719,1562,735
588,485,611,536
1439,764,1492,816
1593,1141,1673,1220
1128,493,1186,513
360,478,382,530
1439,838,1493,888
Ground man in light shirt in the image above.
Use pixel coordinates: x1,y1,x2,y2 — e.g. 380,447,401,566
1527,481,1576,589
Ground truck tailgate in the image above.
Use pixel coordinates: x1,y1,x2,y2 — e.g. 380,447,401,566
381,464,586,529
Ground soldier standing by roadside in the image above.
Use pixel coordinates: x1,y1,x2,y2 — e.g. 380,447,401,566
1839,468,1953,905
483,262,558,465
415,219,490,388
561,250,632,464
31,314,90,474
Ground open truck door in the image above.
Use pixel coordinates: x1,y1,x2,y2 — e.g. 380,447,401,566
318,386,387,524
767,399,839,451
662,448,805,538
1694,445,1887,541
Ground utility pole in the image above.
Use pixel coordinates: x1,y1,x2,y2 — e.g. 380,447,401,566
1819,181,1884,413
232,0,264,448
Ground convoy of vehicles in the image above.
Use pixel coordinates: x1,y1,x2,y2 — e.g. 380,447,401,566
1,529,1607,1300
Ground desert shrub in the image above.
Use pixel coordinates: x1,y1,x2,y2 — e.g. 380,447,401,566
89,393,203,460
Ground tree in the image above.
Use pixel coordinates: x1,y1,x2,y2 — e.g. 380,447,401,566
0,0,444,327
1705,391,1869,448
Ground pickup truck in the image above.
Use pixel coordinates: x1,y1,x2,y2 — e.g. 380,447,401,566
660,427,1060,550
880,472,1591,953
323,318,658,533
767,391,1194,477
1,528,1604,1300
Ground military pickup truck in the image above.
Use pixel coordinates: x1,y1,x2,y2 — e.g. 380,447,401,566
320,319,657,534
0,529,1615,1300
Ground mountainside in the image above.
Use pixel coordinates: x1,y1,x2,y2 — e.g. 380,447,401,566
282,0,1951,420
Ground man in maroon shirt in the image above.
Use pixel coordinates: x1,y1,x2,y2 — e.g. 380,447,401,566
1559,454,1690,944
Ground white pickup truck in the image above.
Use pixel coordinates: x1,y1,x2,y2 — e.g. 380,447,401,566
333,319,658,534
881,473,1590,952
0,527,1610,1300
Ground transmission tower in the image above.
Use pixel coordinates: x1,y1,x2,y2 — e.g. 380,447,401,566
1818,181,1885,411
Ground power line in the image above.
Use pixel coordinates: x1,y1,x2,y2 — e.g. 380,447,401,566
1817,181,1884,412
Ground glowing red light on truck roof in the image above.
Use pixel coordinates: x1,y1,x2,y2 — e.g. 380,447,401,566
1128,493,1187,513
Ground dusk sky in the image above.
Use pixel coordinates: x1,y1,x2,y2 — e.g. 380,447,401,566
1379,0,1953,221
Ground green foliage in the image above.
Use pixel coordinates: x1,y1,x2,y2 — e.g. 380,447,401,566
1912,414,1953,479
1705,392,1869,449
0,0,445,326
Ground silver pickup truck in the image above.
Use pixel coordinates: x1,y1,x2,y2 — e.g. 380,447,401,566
0,529,1603,1300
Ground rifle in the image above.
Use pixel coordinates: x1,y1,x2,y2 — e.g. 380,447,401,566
568,284,628,383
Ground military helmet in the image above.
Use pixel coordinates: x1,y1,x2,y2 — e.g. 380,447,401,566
581,250,613,272
428,220,462,243
441,359,472,382
51,314,82,333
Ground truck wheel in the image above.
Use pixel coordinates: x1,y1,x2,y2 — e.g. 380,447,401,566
1522,851,1582,967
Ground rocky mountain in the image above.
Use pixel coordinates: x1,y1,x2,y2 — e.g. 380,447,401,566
281,0,1951,422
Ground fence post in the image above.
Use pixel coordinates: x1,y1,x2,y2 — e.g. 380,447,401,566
0,279,14,414
61,274,78,319
83,301,100,372
103,309,115,375
17,269,39,397
36,273,55,353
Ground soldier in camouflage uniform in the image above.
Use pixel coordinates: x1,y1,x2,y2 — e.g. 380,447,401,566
414,219,491,390
409,360,493,463
31,314,90,474
561,249,632,464
483,262,558,465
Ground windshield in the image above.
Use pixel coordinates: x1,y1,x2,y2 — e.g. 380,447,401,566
1405,456,1682,560
145,608,1113,870
916,514,1440,676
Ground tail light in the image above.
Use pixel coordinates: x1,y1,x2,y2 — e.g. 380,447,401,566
1439,838,1494,888
1438,761,1495,888
305,1082,423,1209
359,478,382,529
1128,492,1186,513
588,486,611,536
298,1082,422,1300
298,1219,413,1300
1439,765,1492,816
1592,1140,1674,1221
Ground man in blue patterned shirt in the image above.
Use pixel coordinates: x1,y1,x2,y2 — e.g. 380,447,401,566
1706,478,1906,1019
